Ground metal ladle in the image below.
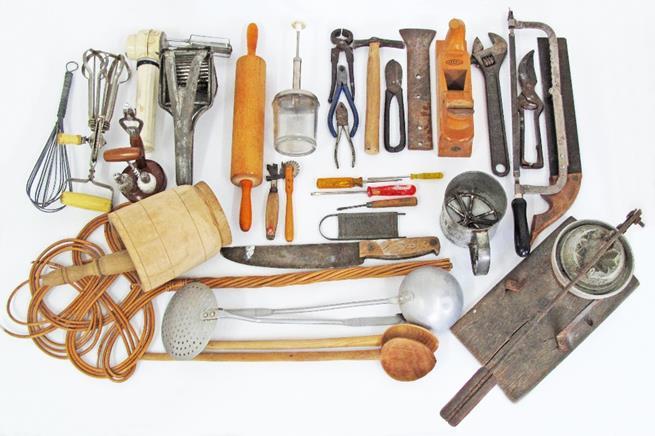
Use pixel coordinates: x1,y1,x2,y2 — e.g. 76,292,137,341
161,267,462,360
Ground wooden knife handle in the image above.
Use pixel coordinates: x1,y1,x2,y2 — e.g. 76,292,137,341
239,179,253,232
265,187,279,240
440,366,498,427
284,165,294,242
358,237,440,260
365,42,381,155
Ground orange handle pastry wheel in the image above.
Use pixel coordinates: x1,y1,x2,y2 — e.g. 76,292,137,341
230,23,266,231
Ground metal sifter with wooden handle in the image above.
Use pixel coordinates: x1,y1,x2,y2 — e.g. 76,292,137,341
230,23,266,232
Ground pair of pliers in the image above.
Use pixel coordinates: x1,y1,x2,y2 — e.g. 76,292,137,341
328,65,359,138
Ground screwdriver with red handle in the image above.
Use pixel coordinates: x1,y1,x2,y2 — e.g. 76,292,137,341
310,184,416,197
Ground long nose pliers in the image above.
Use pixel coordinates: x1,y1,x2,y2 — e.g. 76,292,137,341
328,65,359,138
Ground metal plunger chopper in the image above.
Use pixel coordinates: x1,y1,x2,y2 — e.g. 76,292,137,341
272,21,320,156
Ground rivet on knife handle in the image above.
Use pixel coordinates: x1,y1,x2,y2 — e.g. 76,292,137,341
358,237,440,260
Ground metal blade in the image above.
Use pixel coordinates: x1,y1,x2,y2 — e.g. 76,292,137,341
221,243,362,269
518,50,538,88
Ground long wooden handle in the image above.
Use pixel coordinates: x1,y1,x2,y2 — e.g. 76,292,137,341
143,349,381,362
103,147,143,162
364,42,381,155
40,250,135,287
206,335,382,351
239,180,253,231
265,187,279,240
359,237,440,260
284,165,294,242
440,366,497,426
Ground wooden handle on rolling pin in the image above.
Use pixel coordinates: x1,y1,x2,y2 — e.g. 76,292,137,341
370,197,418,208
239,180,253,231
230,22,266,233
359,237,440,260
40,250,135,287
316,177,364,189
206,334,382,351
265,187,279,240
285,165,294,242
142,349,381,362
440,367,498,426
364,42,381,154
103,147,143,162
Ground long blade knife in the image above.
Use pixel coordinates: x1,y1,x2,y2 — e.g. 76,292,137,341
220,236,440,269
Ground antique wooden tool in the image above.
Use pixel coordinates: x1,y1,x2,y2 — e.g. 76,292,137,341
230,23,266,232
316,172,442,189
283,161,300,242
40,182,232,291
221,236,440,269
353,36,404,154
440,210,643,426
508,12,580,256
126,29,164,152
399,29,436,150
436,19,474,157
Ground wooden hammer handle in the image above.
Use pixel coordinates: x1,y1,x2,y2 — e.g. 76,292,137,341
365,42,381,155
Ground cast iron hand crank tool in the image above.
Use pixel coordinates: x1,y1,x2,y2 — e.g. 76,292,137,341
471,33,510,176
220,236,440,269
508,11,569,257
441,209,644,426
383,60,407,152
353,37,405,154
518,50,544,169
399,29,436,150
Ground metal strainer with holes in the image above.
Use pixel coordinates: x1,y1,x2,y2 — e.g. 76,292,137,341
551,220,634,299
161,267,463,360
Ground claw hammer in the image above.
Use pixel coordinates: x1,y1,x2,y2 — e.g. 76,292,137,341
354,37,404,154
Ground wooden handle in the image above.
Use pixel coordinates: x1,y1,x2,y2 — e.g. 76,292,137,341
247,22,258,54
410,172,444,180
143,349,381,362
206,335,382,351
57,133,84,145
316,177,363,189
239,180,253,232
103,147,143,162
440,366,497,427
265,187,279,240
364,42,381,154
369,197,418,208
40,250,135,287
284,165,294,242
359,237,440,260
60,192,112,213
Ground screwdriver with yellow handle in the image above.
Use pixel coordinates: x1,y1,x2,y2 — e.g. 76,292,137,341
316,172,443,189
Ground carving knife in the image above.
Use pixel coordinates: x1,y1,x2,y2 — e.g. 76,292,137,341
220,237,440,269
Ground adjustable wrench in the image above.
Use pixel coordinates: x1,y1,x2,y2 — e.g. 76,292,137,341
471,33,510,177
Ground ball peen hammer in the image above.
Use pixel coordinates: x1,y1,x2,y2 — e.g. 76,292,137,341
354,37,404,154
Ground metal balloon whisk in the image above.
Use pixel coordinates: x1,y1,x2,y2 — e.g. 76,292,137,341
25,62,78,212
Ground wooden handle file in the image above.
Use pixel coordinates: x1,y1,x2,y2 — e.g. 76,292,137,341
230,23,266,232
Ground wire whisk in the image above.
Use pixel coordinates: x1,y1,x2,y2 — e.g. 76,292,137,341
25,61,78,212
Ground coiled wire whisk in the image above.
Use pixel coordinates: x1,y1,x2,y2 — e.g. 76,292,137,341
25,61,78,212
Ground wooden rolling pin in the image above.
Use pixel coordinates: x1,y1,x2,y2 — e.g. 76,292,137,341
230,23,266,232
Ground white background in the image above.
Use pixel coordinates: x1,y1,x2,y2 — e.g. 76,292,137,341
1,0,654,435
